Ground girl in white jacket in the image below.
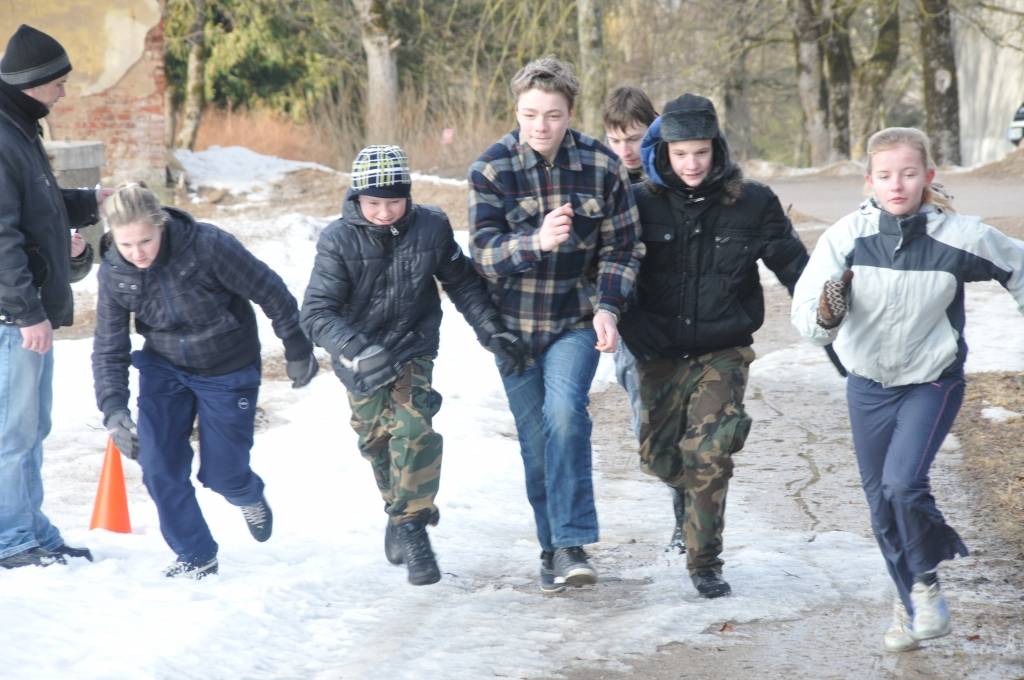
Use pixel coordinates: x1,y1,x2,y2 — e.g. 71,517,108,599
792,127,1024,652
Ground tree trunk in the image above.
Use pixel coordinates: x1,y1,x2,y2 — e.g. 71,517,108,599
918,0,961,165
851,0,899,161
723,48,754,160
822,0,854,160
576,0,606,138
791,0,830,166
354,0,399,144
174,0,206,150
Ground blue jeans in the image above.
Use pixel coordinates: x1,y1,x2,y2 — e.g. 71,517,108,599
613,341,642,439
498,328,600,551
134,350,265,563
0,325,63,559
847,374,969,614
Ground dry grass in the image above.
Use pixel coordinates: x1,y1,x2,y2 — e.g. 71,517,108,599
953,372,1024,558
194,108,340,168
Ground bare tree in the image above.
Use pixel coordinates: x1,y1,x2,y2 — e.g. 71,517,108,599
850,0,899,160
353,0,399,144
175,0,206,150
822,0,855,160
577,0,606,138
918,0,961,164
791,0,831,166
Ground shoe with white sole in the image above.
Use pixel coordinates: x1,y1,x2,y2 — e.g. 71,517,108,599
883,598,920,652
910,581,952,640
552,546,597,587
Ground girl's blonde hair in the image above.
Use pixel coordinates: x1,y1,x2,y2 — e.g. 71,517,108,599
103,182,168,231
865,126,955,212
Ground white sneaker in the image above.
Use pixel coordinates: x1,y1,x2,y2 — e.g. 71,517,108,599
910,581,952,640
883,599,919,652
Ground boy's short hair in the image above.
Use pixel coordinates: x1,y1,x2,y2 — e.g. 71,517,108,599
510,56,580,112
603,86,657,132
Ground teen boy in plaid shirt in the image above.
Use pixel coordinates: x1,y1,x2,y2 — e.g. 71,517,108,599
468,56,643,591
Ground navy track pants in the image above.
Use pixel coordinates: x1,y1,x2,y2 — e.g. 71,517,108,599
846,373,969,614
133,350,265,562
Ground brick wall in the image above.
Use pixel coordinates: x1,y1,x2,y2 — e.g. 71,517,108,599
46,21,167,186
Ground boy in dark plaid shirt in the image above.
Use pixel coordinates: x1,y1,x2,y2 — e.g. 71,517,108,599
468,56,643,591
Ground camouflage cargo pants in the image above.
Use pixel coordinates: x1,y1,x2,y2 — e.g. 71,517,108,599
347,357,443,523
636,346,754,573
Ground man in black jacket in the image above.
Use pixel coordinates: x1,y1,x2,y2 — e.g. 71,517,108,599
619,94,809,598
0,25,103,569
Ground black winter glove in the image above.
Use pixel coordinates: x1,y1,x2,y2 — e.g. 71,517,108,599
105,410,139,460
286,353,319,388
486,331,528,377
340,344,399,393
817,270,854,329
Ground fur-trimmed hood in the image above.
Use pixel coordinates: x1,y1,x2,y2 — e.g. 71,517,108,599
640,111,745,206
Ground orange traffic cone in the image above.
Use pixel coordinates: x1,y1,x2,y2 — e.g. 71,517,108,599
90,437,132,533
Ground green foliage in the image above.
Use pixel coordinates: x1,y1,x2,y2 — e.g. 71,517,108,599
165,0,352,118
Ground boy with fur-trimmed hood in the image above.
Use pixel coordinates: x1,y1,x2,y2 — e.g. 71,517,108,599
301,145,525,586
619,93,809,598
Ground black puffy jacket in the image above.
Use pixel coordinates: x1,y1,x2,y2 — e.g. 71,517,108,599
620,172,808,360
0,83,96,328
301,194,499,392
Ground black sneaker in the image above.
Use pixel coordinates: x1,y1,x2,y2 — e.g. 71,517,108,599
0,547,66,569
240,495,273,542
552,546,597,587
691,569,731,598
395,520,440,586
53,543,94,562
164,556,219,580
384,520,404,566
539,550,566,593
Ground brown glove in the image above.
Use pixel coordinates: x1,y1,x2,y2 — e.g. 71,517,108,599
817,270,854,329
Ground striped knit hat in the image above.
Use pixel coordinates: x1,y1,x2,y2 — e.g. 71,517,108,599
350,145,412,198
1,25,71,90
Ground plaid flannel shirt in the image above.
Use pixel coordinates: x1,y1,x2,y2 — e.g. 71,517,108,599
468,128,644,355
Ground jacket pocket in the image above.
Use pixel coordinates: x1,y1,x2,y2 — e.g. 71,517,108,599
504,197,541,231
712,228,760,275
569,193,605,248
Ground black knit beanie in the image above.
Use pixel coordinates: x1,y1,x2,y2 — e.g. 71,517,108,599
0,25,72,90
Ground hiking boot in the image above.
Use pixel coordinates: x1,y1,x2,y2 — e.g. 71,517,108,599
384,520,404,566
666,487,686,553
164,556,219,580
910,580,952,640
395,520,440,586
0,547,66,569
883,598,920,652
552,546,597,587
53,543,94,562
240,495,273,542
691,569,731,598
539,550,566,593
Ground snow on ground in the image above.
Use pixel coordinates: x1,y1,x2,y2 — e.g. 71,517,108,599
4,148,1023,680
175,146,337,199
981,406,1022,422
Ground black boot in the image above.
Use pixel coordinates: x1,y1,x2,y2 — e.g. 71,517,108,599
667,487,685,553
395,520,440,586
384,520,404,565
0,547,66,569
53,543,94,562
691,569,731,598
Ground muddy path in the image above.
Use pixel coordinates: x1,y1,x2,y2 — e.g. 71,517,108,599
561,258,1024,680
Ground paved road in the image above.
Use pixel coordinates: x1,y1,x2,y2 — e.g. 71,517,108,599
768,174,1024,225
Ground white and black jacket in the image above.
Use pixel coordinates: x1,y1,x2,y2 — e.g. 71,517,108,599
792,200,1024,387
